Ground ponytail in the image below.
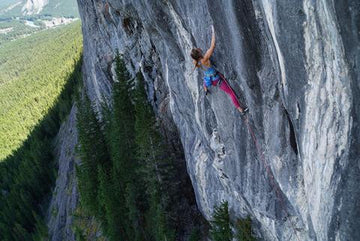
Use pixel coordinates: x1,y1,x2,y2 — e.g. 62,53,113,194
189,48,204,76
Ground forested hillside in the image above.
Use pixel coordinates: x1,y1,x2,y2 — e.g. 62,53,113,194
0,21,82,160
0,20,82,240
0,58,82,241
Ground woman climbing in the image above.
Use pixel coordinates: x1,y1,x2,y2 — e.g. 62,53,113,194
190,25,248,114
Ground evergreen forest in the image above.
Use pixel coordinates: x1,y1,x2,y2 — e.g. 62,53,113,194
0,20,82,240
209,201,256,241
0,21,82,160
75,56,205,240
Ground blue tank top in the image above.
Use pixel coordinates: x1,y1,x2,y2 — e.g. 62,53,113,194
203,66,220,87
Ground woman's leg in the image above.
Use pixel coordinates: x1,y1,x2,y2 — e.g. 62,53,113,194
218,78,242,109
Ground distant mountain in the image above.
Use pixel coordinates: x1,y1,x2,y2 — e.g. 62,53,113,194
22,0,50,16
0,0,78,18
0,0,18,9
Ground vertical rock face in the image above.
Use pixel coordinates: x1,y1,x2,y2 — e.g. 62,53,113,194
47,106,79,241
76,0,359,240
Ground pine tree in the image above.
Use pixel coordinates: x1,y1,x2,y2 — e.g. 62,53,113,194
146,191,175,241
209,201,232,241
110,55,137,239
111,55,136,181
133,71,160,193
125,182,144,241
133,72,176,240
76,94,110,215
97,164,122,240
93,55,138,241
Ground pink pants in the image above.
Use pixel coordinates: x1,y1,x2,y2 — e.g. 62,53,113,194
212,77,241,109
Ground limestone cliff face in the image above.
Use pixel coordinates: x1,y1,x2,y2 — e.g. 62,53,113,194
22,0,49,15
76,0,359,240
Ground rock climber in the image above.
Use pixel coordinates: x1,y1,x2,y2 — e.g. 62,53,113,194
190,25,248,114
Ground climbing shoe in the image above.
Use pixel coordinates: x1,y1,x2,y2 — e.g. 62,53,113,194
241,107,249,115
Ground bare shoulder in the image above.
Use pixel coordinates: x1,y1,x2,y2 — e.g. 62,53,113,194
201,59,211,67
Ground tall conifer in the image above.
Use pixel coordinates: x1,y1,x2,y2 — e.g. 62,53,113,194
76,95,109,215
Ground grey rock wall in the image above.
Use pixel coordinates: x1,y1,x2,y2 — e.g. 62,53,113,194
76,0,359,240
47,105,79,241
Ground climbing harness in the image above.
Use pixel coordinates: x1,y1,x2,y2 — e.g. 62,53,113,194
214,72,223,86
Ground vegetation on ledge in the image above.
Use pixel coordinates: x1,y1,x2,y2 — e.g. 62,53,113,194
209,201,256,241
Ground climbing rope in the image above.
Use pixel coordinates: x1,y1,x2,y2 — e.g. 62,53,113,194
243,114,301,241
217,71,301,240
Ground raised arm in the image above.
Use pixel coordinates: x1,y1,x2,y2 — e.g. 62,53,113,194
203,25,215,61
